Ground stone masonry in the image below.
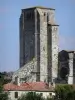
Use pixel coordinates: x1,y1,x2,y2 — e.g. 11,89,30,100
58,50,75,84
12,58,37,84
68,51,75,84
12,6,59,84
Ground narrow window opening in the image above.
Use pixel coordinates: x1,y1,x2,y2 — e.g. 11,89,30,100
15,92,18,98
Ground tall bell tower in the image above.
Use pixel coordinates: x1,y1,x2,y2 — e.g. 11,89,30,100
19,6,59,83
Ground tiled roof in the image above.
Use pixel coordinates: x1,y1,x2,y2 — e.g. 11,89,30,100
3,83,19,91
4,82,54,91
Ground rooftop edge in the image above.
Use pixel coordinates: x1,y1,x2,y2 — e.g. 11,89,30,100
22,6,55,11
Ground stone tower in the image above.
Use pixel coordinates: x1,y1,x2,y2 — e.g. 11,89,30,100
58,50,75,84
18,6,59,83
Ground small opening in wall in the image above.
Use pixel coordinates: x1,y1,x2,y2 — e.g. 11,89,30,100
40,93,43,96
49,93,52,98
51,82,53,86
49,93,52,96
44,12,46,16
15,92,18,98
43,47,45,51
54,54,56,56
47,13,50,22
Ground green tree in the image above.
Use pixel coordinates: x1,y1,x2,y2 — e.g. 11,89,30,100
55,84,75,100
0,83,8,100
18,92,45,100
0,92,8,100
0,73,8,100
0,73,4,85
46,97,54,100
0,72,12,85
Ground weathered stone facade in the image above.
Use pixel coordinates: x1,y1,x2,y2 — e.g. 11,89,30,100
58,50,75,84
12,6,59,84
12,58,37,83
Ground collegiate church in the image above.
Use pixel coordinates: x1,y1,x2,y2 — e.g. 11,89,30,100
12,6,75,85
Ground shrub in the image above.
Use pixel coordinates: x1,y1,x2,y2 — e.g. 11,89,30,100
18,92,45,100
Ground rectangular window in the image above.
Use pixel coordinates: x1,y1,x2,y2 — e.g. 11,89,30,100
40,93,43,96
15,92,18,98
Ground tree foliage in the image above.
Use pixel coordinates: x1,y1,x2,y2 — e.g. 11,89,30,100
0,72,12,85
55,84,75,100
0,84,8,100
0,92,8,100
0,73,9,100
18,92,45,100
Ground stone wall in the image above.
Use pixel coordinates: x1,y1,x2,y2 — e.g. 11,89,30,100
20,9,35,67
37,8,48,82
58,50,75,84
51,26,58,82
68,53,73,84
7,90,55,100
37,8,58,83
73,53,75,83
12,58,37,83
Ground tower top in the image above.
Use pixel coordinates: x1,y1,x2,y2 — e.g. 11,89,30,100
22,6,55,11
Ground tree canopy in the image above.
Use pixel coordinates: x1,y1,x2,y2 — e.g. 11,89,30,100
0,73,9,100
18,92,45,100
55,84,75,100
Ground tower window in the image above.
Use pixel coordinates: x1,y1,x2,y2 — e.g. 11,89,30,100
47,12,50,22
44,12,46,21
44,12,46,16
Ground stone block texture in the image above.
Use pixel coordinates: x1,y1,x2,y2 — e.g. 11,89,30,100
12,58,36,83
12,6,59,84
58,50,75,84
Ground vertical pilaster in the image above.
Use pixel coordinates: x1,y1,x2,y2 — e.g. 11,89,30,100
68,53,73,84
20,11,25,67
40,13,48,82
73,52,75,83
51,25,59,82
34,9,40,81
47,25,52,83
34,8,37,67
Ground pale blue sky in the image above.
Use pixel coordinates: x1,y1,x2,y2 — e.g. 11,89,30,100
0,0,75,72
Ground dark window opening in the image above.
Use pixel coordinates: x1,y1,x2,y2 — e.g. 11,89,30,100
49,93,52,96
15,92,18,98
47,13,50,22
40,93,43,96
60,67,69,79
44,12,46,16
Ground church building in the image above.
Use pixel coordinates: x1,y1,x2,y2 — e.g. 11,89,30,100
12,6,59,84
